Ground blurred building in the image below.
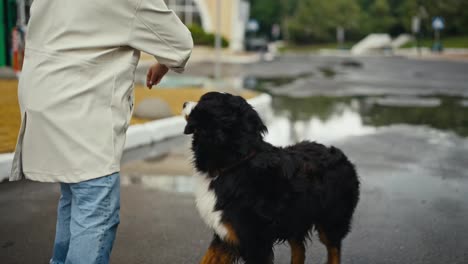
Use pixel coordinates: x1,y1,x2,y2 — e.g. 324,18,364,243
164,0,250,51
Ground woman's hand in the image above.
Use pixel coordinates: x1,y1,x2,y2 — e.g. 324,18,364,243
146,63,169,89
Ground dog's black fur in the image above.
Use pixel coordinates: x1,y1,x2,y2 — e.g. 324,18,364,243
184,92,360,264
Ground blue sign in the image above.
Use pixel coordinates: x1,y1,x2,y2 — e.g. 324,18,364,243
432,17,445,30
247,19,260,32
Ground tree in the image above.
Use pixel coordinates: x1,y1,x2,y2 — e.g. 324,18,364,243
398,0,468,35
247,0,468,45
428,0,468,35
286,0,361,44
368,0,395,33
248,0,283,36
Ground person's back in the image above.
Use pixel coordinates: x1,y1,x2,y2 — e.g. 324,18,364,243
10,1,193,263
13,0,193,182
27,0,134,51
26,0,191,60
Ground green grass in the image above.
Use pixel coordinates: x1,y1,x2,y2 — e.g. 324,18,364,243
279,41,355,53
402,35,468,49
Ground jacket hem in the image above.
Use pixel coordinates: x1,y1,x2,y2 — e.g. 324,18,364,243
23,167,120,183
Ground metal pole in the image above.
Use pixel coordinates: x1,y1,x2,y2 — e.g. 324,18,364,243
17,0,26,26
417,31,421,56
214,0,222,80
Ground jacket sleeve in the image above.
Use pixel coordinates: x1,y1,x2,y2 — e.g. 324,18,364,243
128,0,194,73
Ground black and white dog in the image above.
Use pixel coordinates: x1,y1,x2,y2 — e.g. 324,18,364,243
183,92,359,264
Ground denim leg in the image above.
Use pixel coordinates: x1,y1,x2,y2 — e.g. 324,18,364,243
65,173,120,264
50,183,73,264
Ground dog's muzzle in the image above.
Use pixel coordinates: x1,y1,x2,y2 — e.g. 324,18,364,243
182,101,197,120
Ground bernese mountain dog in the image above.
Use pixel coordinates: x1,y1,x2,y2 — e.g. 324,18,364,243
182,92,360,264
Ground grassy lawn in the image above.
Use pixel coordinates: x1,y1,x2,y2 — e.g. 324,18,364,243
402,35,468,49
279,41,355,53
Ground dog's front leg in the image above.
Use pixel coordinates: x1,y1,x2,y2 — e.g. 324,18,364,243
200,235,237,264
288,239,305,264
318,227,341,264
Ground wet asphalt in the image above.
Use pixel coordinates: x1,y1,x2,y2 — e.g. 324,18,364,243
1,55,468,264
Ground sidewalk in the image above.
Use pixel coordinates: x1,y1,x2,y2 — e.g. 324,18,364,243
0,67,16,79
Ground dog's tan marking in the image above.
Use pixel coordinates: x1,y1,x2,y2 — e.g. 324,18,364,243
222,222,239,245
288,240,305,264
326,247,341,264
200,244,235,264
318,227,341,264
318,226,329,245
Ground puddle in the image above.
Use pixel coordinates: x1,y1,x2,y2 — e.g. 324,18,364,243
264,95,468,145
341,59,363,68
243,62,353,93
244,74,313,91
318,66,338,78
122,175,194,194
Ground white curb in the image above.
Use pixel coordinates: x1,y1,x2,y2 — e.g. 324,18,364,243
0,153,14,182
124,116,186,150
0,94,272,182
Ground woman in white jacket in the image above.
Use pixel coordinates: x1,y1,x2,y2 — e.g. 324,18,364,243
10,0,193,263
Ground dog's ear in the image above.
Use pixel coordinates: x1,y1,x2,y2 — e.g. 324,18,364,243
229,96,268,137
245,109,268,137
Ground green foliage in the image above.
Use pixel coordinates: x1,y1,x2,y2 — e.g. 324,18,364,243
247,0,468,45
286,0,361,43
187,24,229,48
398,0,468,36
368,0,395,32
249,0,282,36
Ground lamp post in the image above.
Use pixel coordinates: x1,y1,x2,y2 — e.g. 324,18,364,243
17,0,26,26
432,17,444,53
412,16,421,56
214,0,222,80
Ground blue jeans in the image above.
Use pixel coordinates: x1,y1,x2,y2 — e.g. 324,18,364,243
50,173,120,264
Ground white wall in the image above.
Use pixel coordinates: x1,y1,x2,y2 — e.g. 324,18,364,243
230,0,250,52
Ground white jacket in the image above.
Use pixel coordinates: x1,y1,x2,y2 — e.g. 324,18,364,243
10,0,193,183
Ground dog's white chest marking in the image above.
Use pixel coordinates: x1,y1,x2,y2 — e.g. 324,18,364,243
194,173,228,239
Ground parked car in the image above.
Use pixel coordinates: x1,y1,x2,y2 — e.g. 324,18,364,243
245,36,269,52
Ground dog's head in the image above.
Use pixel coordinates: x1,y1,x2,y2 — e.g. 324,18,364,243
183,92,267,139
182,92,267,172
